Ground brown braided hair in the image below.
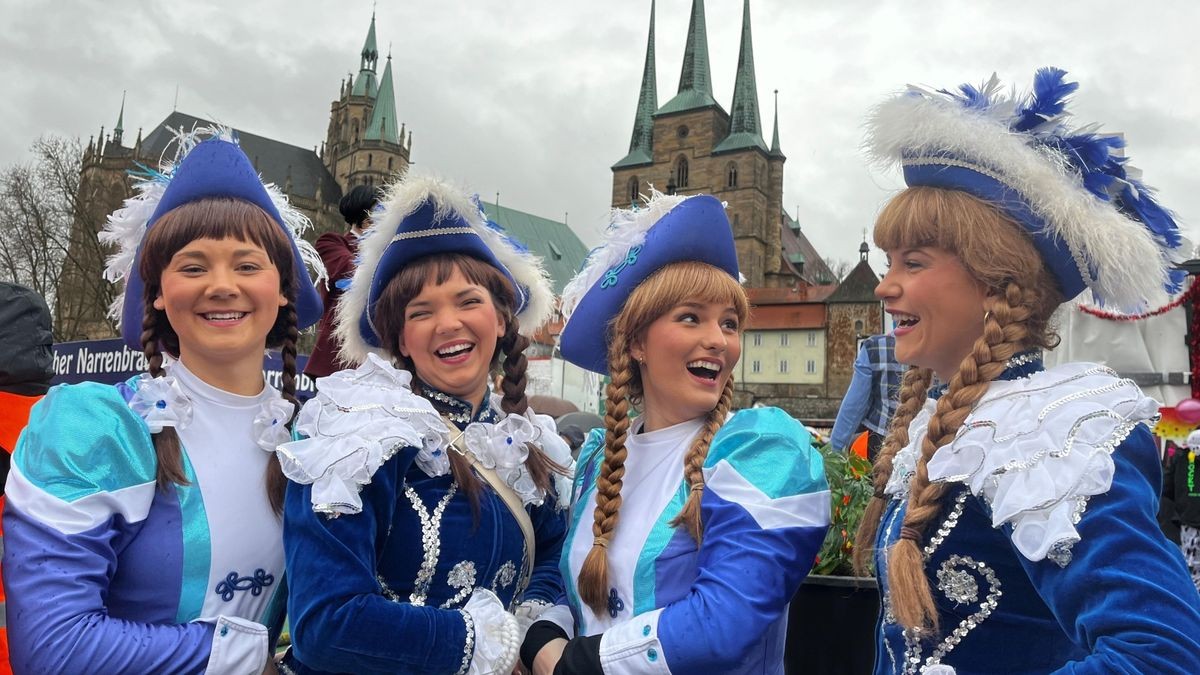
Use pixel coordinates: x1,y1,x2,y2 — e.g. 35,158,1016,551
138,197,299,515
371,253,566,516
853,187,1062,634
576,261,749,615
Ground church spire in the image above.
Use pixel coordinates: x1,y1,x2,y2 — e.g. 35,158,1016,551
714,0,766,153
769,89,785,158
657,0,718,115
351,11,379,98
365,53,401,144
113,91,126,146
613,0,657,169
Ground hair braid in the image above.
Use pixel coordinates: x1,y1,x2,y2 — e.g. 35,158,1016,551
141,304,189,491
670,376,734,544
498,317,530,415
577,332,635,615
265,297,300,515
888,282,1034,633
852,366,933,575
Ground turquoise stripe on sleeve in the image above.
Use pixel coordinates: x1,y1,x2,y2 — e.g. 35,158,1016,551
560,431,606,636
632,483,688,615
15,383,156,502
174,451,212,623
706,407,826,499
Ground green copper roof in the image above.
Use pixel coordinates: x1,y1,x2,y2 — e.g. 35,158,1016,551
769,89,784,158
480,202,589,295
364,56,400,144
351,12,379,98
714,0,766,154
614,0,658,169
657,0,718,115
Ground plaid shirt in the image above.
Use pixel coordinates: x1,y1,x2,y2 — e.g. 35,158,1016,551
830,334,905,449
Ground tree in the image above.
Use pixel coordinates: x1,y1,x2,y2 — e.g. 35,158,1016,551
823,256,854,283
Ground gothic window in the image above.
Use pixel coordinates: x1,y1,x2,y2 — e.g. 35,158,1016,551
627,177,639,205
352,121,359,143
727,162,738,188
388,157,394,171
674,156,689,189
368,154,373,168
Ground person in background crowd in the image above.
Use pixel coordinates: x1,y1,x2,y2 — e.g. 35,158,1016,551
830,333,904,461
303,184,382,381
2,130,324,673
523,192,829,674
856,68,1200,673
0,281,56,674
1165,429,1200,591
277,176,573,674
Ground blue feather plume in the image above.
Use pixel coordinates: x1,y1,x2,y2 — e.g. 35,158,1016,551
1014,67,1078,132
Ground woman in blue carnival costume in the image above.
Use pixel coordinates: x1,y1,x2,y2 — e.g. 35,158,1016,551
276,176,574,675
2,129,325,673
853,68,1200,674
521,193,831,674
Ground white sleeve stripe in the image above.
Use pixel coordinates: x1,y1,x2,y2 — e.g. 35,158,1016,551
703,460,831,531
4,463,157,535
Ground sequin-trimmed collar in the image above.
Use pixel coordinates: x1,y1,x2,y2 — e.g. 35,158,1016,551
417,379,500,428
928,350,1043,400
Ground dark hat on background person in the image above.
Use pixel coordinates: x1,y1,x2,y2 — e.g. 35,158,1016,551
0,282,54,396
340,184,384,228
558,191,739,374
865,67,1188,312
100,128,326,349
335,175,554,364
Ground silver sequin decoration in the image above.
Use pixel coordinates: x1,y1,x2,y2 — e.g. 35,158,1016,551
378,574,402,602
405,482,458,606
492,560,517,592
441,561,478,609
923,491,969,558
936,567,978,605
922,555,1002,669
455,608,475,675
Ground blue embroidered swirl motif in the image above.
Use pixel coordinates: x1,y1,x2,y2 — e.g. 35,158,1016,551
607,588,625,618
601,246,642,289
216,568,275,602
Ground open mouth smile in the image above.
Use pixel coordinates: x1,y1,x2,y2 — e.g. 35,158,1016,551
200,311,248,324
435,341,476,363
685,359,722,382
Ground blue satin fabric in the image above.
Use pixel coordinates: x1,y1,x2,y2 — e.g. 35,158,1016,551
281,410,568,674
874,426,1200,674
3,382,219,673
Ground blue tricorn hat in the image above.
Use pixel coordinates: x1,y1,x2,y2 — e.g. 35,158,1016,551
558,192,739,375
103,129,324,349
334,176,554,364
866,67,1188,312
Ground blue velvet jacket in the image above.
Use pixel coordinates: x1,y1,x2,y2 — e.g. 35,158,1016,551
874,360,1200,674
278,359,571,675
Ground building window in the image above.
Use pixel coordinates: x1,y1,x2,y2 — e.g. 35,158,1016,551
854,320,864,333
727,162,738,188
628,176,639,205
368,153,373,167
753,333,762,347
780,360,789,373
675,156,689,189
677,125,689,138
752,360,761,373
780,333,789,347
352,121,359,143
807,332,816,347
806,360,816,374
388,157,394,171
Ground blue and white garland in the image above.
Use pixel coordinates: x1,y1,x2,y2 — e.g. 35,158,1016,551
865,67,1188,312
99,125,325,331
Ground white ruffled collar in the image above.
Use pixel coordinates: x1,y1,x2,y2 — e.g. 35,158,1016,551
124,359,294,453
885,362,1159,566
277,353,574,517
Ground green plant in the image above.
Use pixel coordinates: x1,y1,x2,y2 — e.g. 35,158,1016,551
811,443,874,576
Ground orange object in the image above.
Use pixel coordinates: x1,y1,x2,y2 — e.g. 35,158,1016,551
850,430,870,459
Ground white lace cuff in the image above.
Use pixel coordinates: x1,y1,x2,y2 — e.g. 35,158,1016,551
203,615,267,675
925,363,1159,566
275,353,449,517
461,589,519,675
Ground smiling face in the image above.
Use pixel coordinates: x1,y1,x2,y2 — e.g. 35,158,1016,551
876,246,988,381
631,299,743,431
397,266,506,403
153,236,287,379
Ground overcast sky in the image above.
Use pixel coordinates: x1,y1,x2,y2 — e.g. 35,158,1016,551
2,0,1198,272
